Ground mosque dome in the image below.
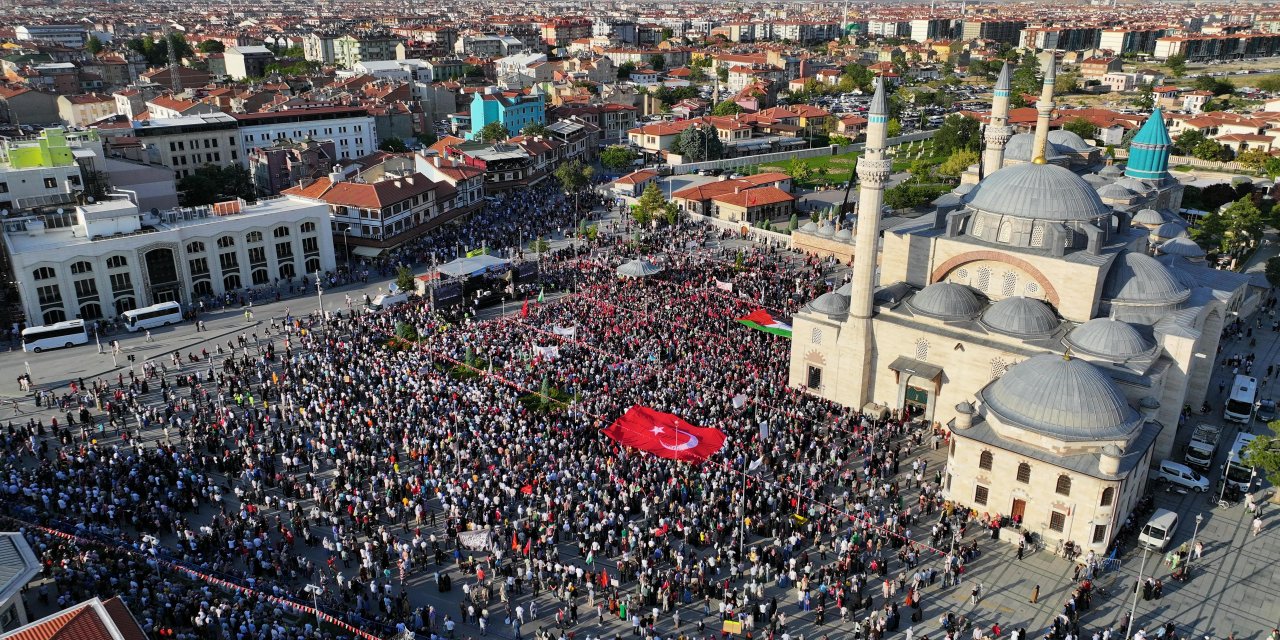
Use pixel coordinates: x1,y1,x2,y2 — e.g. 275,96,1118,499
1048,129,1093,152
1158,236,1206,259
815,221,835,237
800,221,818,232
834,228,853,242
1131,209,1165,226
954,183,976,196
1151,221,1187,240
908,282,982,321
836,281,853,296
1004,133,1066,162
806,292,850,318
1096,183,1135,200
1098,164,1126,179
1114,177,1152,193
1101,251,1190,305
1064,318,1156,361
979,354,1140,441
980,297,1059,337
966,163,1112,222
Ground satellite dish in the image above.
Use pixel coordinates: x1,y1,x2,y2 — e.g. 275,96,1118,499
1,209,8,217
56,208,64,214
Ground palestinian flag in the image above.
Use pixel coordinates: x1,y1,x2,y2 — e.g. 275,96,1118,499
737,309,792,338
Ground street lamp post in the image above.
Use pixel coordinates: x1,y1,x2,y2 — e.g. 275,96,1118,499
342,228,350,267
1187,513,1203,575
304,584,323,632
314,270,324,318
1126,547,1151,640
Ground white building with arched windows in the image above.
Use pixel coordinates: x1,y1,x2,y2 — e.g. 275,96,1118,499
3,194,335,325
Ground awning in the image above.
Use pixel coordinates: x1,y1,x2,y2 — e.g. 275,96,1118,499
887,355,943,382
352,246,383,258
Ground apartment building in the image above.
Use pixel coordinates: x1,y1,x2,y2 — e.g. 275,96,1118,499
15,25,87,47
1154,33,1280,61
960,19,1026,45
236,107,378,162
0,128,98,215
1099,27,1168,56
334,34,402,69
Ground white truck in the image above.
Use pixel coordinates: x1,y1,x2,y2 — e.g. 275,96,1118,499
1183,423,1221,472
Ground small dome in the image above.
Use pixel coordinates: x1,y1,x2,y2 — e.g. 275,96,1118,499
1131,209,1164,226
800,221,818,232
1096,183,1135,200
1004,133,1066,162
834,228,853,242
1158,236,1206,258
1048,129,1093,152
1102,251,1190,305
981,297,1059,337
1098,164,1125,178
815,221,835,237
966,163,1112,222
1064,318,1156,360
954,183,976,196
836,281,853,296
1151,221,1186,240
908,282,982,321
979,354,1140,441
806,291,850,317
1114,177,1151,193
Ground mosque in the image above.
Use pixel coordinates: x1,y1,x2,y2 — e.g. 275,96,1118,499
787,54,1258,551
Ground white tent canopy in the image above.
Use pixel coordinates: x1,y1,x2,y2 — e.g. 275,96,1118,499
436,254,510,279
616,259,663,278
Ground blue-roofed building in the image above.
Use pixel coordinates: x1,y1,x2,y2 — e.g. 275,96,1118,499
466,86,546,141
1124,107,1173,181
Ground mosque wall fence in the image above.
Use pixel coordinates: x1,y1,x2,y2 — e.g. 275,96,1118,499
669,130,937,175
1166,155,1247,173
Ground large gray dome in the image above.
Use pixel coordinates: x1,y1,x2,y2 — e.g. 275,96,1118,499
908,282,982,321
1096,183,1135,200
979,354,1140,441
1004,133,1066,162
1048,129,1093,152
1158,236,1206,258
1131,208,1164,226
1102,251,1190,305
966,163,1112,222
806,291,850,318
1151,221,1186,240
981,297,1059,337
1064,318,1156,360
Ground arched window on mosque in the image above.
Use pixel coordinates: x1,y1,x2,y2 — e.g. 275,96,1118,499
997,220,1013,243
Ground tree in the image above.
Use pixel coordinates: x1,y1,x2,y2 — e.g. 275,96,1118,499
1054,71,1080,96
1263,156,1280,181
1192,75,1235,97
1166,54,1187,79
632,182,665,225
1242,435,1280,489
554,160,594,214
176,164,256,206
1237,148,1272,173
522,122,550,137
618,62,635,79
1201,183,1240,212
600,145,639,172
1010,50,1042,106
785,157,814,183
648,54,665,71
712,100,744,116
716,67,729,83
1172,129,1208,156
198,39,226,54
86,35,103,55
663,201,680,226
395,266,416,294
908,157,932,183
1258,75,1280,93
1063,117,1097,142
788,213,799,232
1267,257,1280,289
1132,86,1155,110
886,118,902,139
937,149,979,179
1222,196,1265,254
932,114,981,154
1191,207,1230,254
660,27,674,41
673,124,723,162
416,131,437,148
1192,138,1229,162
379,138,408,152
478,122,509,143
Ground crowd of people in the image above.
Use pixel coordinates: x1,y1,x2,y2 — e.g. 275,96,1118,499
0,199,1141,640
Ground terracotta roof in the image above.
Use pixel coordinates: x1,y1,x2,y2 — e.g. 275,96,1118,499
711,186,794,207
3,597,145,640
1216,133,1272,142
283,173,439,208
147,95,202,113
615,169,657,185
628,120,698,136
62,93,112,104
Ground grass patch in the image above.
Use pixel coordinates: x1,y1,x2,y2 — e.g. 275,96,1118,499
1173,165,1193,172
518,387,574,413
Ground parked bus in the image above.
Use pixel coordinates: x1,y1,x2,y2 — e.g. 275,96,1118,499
122,301,184,332
21,319,89,352
1224,374,1258,423
1223,432,1258,494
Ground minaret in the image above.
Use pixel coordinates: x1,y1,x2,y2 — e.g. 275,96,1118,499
842,77,893,408
1030,52,1057,164
982,62,1012,176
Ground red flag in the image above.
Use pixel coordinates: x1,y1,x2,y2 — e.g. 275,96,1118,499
523,538,532,555
520,298,529,318
601,405,727,463
512,532,519,551
520,484,533,494
600,569,609,588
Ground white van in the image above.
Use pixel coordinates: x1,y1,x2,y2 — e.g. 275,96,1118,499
371,292,411,309
1157,460,1210,493
1138,509,1179,551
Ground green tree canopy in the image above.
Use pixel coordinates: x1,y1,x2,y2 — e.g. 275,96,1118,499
198,39,226,54
633,182,665,225
1192,75,1235,96
522,122,551,137
176,164,256,207
599,145,639,172
379,138,408,152
932,114,981,154
1242,435,1280,489
711,100,744,116
937,149,980,178
886,118,902,138
1166,54,1187,78
478,122,509,143
394,266,416,294
674,124,723,162
1171,129,1208,156
1062,117,1097,142
554,159,593,193
86,35,103,55
1266,257,1280,289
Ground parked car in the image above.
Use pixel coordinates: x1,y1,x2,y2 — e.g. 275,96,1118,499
1156,460,1210,493
1258,398,1276,422
1138,509,1179,551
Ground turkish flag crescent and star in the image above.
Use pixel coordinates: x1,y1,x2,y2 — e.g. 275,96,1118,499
602,405,727,463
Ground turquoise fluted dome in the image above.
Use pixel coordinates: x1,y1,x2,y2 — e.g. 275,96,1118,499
1125,108,1172,181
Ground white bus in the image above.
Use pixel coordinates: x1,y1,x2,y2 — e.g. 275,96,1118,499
1224,374,1258,423
122,301,184,332
21,319,89,352
1224,432,1258,493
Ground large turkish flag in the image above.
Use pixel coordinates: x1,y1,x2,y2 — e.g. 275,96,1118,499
602,406,727,462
